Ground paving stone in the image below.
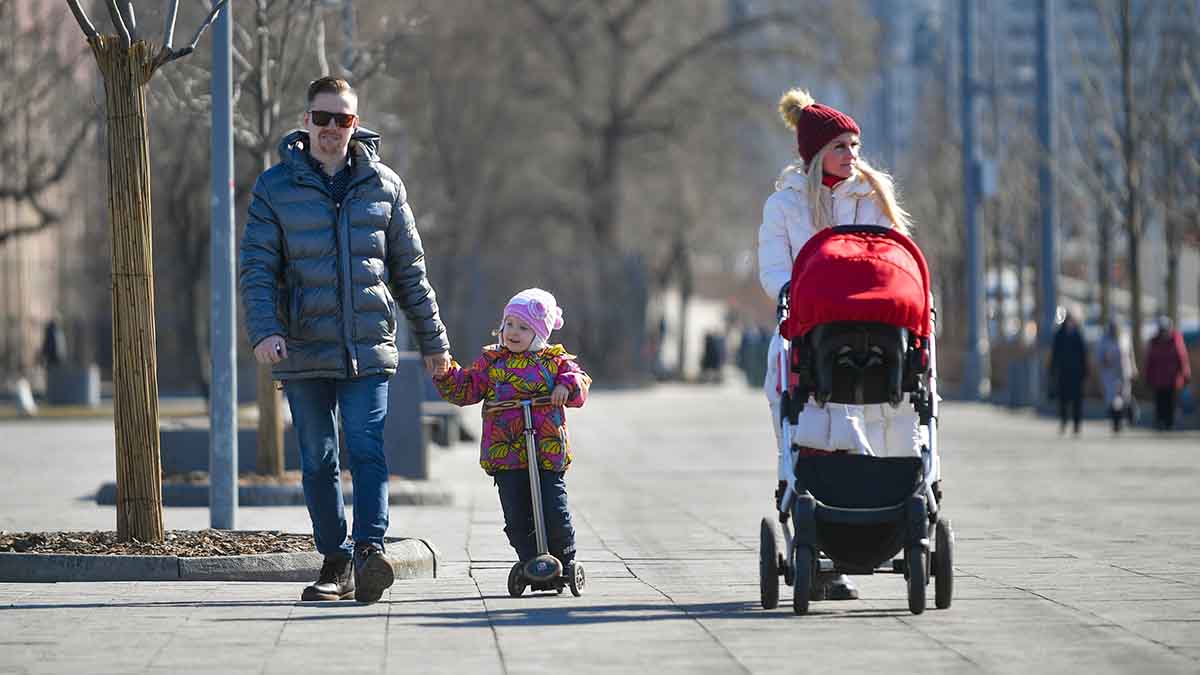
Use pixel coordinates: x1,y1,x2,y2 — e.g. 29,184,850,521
1,386,1198,673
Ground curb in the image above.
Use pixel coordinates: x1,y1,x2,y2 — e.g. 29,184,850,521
94,480,454,507
0,537,437,583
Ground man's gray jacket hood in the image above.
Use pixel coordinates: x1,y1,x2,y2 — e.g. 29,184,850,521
239,128,449,379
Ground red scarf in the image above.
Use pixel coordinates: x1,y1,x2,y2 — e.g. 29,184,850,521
822,172,845,189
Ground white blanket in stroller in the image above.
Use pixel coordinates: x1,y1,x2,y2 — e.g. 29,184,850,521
765,331,924,458
785,400,923,458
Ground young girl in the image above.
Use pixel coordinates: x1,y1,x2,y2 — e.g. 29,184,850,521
434,288,592,579
758,88,915,601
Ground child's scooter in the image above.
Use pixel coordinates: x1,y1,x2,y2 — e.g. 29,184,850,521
504,397,585,597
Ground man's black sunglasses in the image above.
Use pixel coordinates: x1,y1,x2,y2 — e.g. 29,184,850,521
309,110,358,128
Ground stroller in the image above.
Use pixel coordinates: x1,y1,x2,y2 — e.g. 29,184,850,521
758,225,954,615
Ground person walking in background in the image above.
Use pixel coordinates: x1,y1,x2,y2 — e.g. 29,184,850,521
1097,320,1136,433
239,76,451,603
1144,316,1191,431
1049,311,1088,436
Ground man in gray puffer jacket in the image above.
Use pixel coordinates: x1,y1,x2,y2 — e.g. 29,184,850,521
239,76,450,604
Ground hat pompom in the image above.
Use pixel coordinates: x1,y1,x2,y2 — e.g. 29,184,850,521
779,88,815,130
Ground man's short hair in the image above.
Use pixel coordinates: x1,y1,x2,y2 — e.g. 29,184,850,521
306,76,356,105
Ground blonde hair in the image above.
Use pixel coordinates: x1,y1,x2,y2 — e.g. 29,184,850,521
804,146,911,234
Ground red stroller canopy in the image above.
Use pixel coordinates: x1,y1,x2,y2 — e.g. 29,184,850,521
783,226,932,340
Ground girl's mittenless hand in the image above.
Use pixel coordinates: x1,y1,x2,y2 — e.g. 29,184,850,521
551,384,570,406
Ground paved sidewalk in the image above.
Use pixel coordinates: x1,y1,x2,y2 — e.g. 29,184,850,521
2,385,1199,673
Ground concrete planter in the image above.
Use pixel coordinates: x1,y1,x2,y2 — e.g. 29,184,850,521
45,364,101,407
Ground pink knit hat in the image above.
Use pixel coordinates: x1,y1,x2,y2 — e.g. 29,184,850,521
503,288,564,341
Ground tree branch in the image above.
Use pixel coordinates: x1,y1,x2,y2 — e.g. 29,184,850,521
153,0,230,69
105,0,131,47
609,0,653,34
65,0,100,39
519,0,584,93
0,119,94,201
162,0,180,49
0,194,62,247
622,11,798,122
122,2,138,41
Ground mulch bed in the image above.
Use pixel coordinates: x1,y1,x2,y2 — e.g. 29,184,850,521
0,530,315,557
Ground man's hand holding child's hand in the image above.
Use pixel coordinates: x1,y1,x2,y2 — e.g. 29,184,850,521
551,384,570,406
425,351,451,378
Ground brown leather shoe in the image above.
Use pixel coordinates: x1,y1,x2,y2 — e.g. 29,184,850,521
353,543,395,604
301,556,354,601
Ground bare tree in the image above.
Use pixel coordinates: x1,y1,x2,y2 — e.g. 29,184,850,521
0,1,95,247
1145,0,1199,326
65,0,228,543
1066,0,1199,360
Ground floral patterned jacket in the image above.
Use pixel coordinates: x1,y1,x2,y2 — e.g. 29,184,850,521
434,344,591,474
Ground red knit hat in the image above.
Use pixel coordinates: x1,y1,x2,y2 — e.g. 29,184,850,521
779,89,861,166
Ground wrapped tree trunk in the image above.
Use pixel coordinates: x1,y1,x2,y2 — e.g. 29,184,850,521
91,37,164,543
68,0,229,543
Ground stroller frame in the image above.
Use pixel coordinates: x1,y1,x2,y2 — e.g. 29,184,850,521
759,225,952,616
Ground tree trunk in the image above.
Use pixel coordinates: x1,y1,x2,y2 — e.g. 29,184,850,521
1015,233,1027,344
1162,134,1180,327
676,237,693,380
255,1,285,476
1097,197,1111,325
1120,0,1145,362
91,36,164,543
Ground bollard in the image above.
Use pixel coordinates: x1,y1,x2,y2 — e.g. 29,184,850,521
383,352,428,479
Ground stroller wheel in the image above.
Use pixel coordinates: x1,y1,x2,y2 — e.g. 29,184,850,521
507,561,526,598
906,545,927,615
567,561,586,597
759,517,780,609
934,518,954,609
792,545,814,615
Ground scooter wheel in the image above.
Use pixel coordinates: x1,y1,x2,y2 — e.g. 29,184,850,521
507,561,526,598
568,561,586,597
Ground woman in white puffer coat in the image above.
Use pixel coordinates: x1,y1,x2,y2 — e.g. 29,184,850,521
758,88,917,601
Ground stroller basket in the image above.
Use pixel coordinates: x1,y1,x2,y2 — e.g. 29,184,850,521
794,454,923,510
794,454,925,572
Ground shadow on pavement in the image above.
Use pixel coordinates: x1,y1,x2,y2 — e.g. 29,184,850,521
206,599,915,626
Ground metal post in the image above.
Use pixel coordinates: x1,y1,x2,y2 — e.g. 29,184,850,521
1036,0,1058,349
960,0,988,400
210,0,237,529
878,0,896,170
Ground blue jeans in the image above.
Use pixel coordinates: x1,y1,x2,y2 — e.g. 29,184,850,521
494,470,575,564
285,374,390,558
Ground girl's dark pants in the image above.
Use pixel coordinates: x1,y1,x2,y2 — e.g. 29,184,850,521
494,469,576,565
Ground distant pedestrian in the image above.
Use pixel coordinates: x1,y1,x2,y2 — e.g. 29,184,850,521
1143,316,1191,431
1049,311,1088,435
434,289,592,585
239,76,451,603
1097,320,1136,433
40,319,66,368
